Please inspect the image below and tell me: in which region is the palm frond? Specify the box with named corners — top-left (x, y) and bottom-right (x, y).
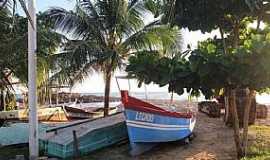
top-left (0, 0), bottom-right (34, 27)
top-left (49, 39), bottom-right (111, 85)
top-left (17, 0), bottom-right (34, 27)
top-left (77, 0), bottom-right (99, 18)
top-left (118, 1), bottom-right (145, 38)
top-left (46, 7), bottom-right (107, 46)
top-left (121, 22), bottom-right (180, 52)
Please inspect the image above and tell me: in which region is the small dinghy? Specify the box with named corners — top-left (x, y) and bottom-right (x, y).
top-left (120, 90), bottom-right (196, 155)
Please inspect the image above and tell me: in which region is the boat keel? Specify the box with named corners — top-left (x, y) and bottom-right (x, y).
top-left (130, 142), bottom-right (158, 156)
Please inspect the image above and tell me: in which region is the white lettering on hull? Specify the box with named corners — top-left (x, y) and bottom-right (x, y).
top-left (135, 111), bottom-right (154, 122)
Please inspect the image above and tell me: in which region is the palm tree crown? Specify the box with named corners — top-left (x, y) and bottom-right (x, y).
top-left (46, 0), bottom-right (180, 115)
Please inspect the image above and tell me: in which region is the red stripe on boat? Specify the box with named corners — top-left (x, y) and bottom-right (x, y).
top-left (121, 90), bottom-right (193, 118)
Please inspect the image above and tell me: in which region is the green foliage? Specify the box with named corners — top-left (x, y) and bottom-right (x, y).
top-left (0, 11), bottom-right (62, 85)
top-left (143, 0), bottom-right (163, 18)
top-left (127, 27), bottom-right (270, 99)
top-left (0, 10), bottom-right (63, 104)
top-left (5, 92), bottom-right (16, 111)
top-left (191, 29), bottom-right (270, 95)
top-left (126, 51), bottom-right (200, 97)
top-left (173, 0), bottom-right (255, 32)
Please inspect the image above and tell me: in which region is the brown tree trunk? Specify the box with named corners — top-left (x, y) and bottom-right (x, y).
top-left (0, 90), bottom-right (4, 111)
top-left (256, 18), bottom-right (261, 32)
top-left (242, 89), bottom-right (253, 156)
top-left (104, 67), bottom-right (112, 117)
top-left (225, 88), bottom-right (235, 126)
top-left (256, 10), bottom-right (263, 32)
top-left (219, 25), bottom-right (230, 123)
top-left (219, 27), bottom-right (227, 55)
top-left (224, 94), bottom-right (229, 122)
top-left (233, 19), bottom-right (240, 48)
top-left (231, 89), bottom-right (243, 159)
top-left (225, 19), bottom-right (240, 126)
top-left (224, 88), bottom-right (232, 124)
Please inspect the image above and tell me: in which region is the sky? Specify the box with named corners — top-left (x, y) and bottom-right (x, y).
top-left (32, 0), bottom-right (220, 93)
top-left (36, 0), bottom-right (75, 12)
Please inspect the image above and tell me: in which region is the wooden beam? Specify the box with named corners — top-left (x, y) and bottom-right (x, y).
top-left (28, 0), bottom-right (38, 159)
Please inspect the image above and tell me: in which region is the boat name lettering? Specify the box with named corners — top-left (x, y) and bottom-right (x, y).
top-left (135, 112), bottom-right (154, 122)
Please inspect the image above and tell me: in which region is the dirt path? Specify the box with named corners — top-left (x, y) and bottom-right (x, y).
top-left (82, 108), bottom-right (237, 160)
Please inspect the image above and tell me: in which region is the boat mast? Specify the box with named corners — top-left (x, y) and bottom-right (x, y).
top-left (28, 0), bottom-right (38, 159)
top-left (144, 84), bottom-right (148, 100)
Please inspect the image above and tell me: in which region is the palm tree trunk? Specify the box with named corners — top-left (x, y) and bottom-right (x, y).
top-left (104, 67), bottom-right (112, 117)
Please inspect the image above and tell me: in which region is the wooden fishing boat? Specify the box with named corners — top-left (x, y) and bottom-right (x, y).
top-left (40, 112), bottom-right (127, 159)
top-left (120, 90), bottom-right (196, 155)
top-left (0, 107), bottom-right (68, 122)
top-left (0, 104), bottom-right (120, 126)
top-left (63, 106), bottom-right (118, 119)
top-left (0, 123), bottom-right (52, 146)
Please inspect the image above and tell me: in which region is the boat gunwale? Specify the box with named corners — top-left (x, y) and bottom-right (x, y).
top-left (121, 90), bottom-right (194, 119)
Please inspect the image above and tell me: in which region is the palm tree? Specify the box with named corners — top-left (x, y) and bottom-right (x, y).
top-left (0, 9), bottom-right (63, 106)
top-left (46, 0), bottom-right (180, 116)
top-left (0, 0), bottom-right (31, 22)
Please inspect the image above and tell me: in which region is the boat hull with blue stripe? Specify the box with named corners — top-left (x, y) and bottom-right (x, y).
top-left (121, 91), bottom-right (196, 155)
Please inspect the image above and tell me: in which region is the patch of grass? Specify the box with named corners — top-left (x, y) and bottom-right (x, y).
top-left (242, 125), bottom-right (270, 160)
top-left (242, 155), bottom-right (270, 160)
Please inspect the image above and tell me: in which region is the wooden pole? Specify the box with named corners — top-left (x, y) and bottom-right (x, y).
top-left (28, 0), bottom-right (39, 159)
top-left (56, 89), bottom-right (59, 105)
top-left (49, 90), bottom-right (52, 106)
top-left (3, 90), bottom-right (6, 111)
top-left (73, 130), bottom-right (80, 158)
top-left (144, 84), bottom-right (148, 100)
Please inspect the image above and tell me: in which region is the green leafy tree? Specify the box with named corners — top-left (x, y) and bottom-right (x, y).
top-left (45, 0), bottom-right (180, 116)
top-left (126, 28), bottom-right (270, 158)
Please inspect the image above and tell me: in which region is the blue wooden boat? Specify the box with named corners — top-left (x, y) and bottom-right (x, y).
top-left (39, 112), bottom-right (127, 159)
top-left (120, 90), bottom-right (196, 155)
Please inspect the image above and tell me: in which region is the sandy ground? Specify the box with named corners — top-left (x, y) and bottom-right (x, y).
top-left (4, 100), bottom-right (269, 160)
top-left (82, 101), bottom-right (237, 160)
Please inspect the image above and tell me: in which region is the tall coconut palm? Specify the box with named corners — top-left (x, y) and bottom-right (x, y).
top-left (46, 0), bottom-right (180, 116)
